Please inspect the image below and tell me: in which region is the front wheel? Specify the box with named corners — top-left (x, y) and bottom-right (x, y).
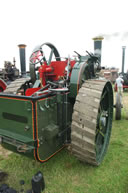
top-left (115, 93), bottom-right (122, 120)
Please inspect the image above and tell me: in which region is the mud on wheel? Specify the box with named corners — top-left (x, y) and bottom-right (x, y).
top-left (71, 80), bottom-right (113, 166)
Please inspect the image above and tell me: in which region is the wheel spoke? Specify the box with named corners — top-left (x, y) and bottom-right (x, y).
top-left (96, 129), bottom-right (105, 137)
top-left (30, 50), bottom-right (44, 64)
top-left (99, 90), bottom-right (108, 111)
top-left (99, 103), bottom-right (103, 112)
top-left (37, 50), bottom-right (43, 57)
top-left (95, 143), bottom-right (103, 154)
top-left (100, 90), bottom-right (107, 102)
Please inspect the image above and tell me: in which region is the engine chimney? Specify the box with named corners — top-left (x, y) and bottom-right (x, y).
top-left (18, 44), bottom-right (27, 77)
top-left (93, 36), bottom-right (104, 64)
top-left (122, 46), bottom-right (126, 75)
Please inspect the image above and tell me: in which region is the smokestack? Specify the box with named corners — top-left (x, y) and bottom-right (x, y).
top-left (18, 44), bottom-right (27, 77)
top-left (122, 46), bottom-right (126, 75)
top-left (93, 36), bottom-right (104, 64)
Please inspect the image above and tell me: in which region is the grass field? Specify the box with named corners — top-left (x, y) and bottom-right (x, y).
top-left (0, 93), bottom-right (128, 193)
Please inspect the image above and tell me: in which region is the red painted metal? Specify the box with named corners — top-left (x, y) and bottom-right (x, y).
top-left (25, 87), bottom-right (41, 96)
top-left (25, 60), bottom-right (76, 96)
top-left (0, 79), bottom-right (7, 92)
top-left (114, 83), bottom-right (128, 92)
top-left (30, 50), bottom-right (43, 64)
top-left (39, 60), bottom-right (76, 86)
top-left (114, 84), bottom-right (117, 92)
top-left (39, 63), bottom-right (53, 86)
top-left (123, 85), bottom-right (128, 88)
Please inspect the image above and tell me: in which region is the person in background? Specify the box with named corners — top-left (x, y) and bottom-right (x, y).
top-left (115, 75), bottom-right (124, 107)
top-left (116, 75), bottom-right (124, 95)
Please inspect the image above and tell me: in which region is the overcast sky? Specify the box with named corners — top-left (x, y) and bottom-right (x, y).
top-left (0, 0), bottom-right (128, 71)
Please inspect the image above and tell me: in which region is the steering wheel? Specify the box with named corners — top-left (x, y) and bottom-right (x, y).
top-left (29, 49), bottom-right (45, 65)
top-left (29, 42), bottom-right (61, 84)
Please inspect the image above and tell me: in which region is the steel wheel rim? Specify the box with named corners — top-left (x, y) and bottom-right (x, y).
top-left (95, 81), bottom-right (113, 164)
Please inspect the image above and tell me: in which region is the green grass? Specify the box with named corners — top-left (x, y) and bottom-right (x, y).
top-left (0, 98), bottom-right (128, 193)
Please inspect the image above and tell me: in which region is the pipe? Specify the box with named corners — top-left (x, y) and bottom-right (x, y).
top-left (18, 44), bottom-right (27, 77)
top-left (122, 46), bottom-right (126, 75)
top-left (92, 36), bottom-right (104, 64)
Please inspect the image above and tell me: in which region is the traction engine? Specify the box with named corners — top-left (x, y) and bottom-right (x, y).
top-left (0, 60), bottom-right (19, 92)
top-left (0, 41), bottom-right (113, 166)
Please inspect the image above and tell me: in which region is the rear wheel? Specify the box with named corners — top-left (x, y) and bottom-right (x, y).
top-left (4, 77), bottom-right (31, 94)
top-left (115, 93), bottom-right (122, 120)
top-left (71, 80), bottom-right (113, 166)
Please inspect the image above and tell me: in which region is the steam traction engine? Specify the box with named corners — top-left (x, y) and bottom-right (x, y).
top-left (0, 59), bottom-right (19, 92)
top-left (0, 40), bottom-right (113, 166)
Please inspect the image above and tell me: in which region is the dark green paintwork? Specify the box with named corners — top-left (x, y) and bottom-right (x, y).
top-left (36, 94), bottom-right (73, 161)
top-left (0, 97), bottom-right (34, 156)
top-left (0, 93), bottom-right (73, 161)
top-left (69, 61), bottom-right (88, 98)
top-left (95, 81), bottom-right (113, 164)
top-left (0, 98), bottom-right (33, 139)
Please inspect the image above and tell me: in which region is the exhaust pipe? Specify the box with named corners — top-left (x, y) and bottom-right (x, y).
top-left (93, 36), bottom-right (104, 65)
top-left (122, 46), bottom-right (126, 75)
top-left (18, 44), bottom-right (27, 77)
